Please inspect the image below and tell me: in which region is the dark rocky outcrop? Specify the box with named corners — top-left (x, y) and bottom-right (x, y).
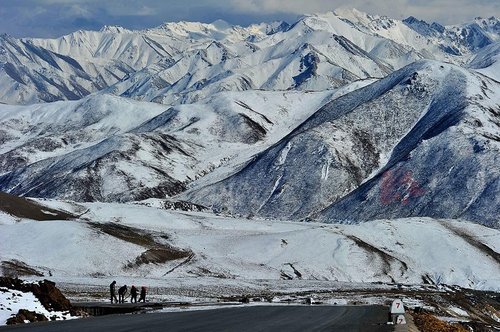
top-left (0, 277), bottom-right (72, 312)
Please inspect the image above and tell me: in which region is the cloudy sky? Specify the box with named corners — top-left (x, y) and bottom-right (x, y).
top-left (1, 0), bottom-right (498, 38)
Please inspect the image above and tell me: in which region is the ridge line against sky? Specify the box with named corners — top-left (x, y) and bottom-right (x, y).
top-left (0, 0), bottom-right (499, 38)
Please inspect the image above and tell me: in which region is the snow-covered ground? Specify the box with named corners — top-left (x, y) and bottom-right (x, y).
top-left (1, 200), bottom-right (498, 297)
top-left (0, 287), bottom-right (74, 326)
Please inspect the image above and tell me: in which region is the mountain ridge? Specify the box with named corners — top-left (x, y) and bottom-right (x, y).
top-left (1, 9), bottom-right (499, 105)
top-left (182, 60), bottom-right (500, 228)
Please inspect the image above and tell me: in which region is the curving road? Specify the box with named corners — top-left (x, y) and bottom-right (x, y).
top-left (0, 305), bottom-right (393, 332)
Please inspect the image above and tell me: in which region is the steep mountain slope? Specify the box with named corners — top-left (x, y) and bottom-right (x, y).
top-left (0, 35), bottom-right (104, 104)
top-left (316, 67), bottom-right (500, 227)
top-left (469, 41), bottom-right (500, 81)
top-left (182, 60), bottom-right (500, 227)
top-left (445, 16), bottom-right (500, 51)
top-left (0, 88), bottom-right (353, 201)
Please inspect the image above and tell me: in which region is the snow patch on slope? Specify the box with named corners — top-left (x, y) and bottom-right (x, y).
top-left (0, 287), bottom-right (75, 326)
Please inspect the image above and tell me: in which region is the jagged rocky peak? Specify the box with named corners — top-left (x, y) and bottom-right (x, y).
top-left (403, 16), bottom-right (437, 36)
top-left (403, 16), bottom-right (445, 35)
top-left (473, 16), bottom-right (500, 32)
top-left (403, 16), bottom-right (420, 24)
top-left (456, 23), bottom-right (494, 50)
top-left (430, 22), bottom-right (445, 33)
top-left (265, 21), bottom-right (291, 35)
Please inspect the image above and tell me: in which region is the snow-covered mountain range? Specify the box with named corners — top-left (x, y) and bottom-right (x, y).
top-left (0, 9), bottom-right (499, 229)
top-left (1, 10), bottom-right (498, 105)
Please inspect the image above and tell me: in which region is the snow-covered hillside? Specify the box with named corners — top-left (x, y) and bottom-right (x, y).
top-left (1, 200), bottom-right (498, 291)
top-left (0, 287), bottom-right (73, 325)
top-left (469, 41), bottom-right (500, 81)
top-left (0, 87), bottom-right (360, 201)
top-left (183, 60), bottom-right (500, 227)
top-left (0, 198), bottom-right (500, 290)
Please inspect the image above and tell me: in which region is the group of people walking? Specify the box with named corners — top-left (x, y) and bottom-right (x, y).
top-left (110, 280), bottom-right (147, 304)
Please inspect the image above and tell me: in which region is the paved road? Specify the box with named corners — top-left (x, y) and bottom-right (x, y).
top-left (0, 305), bottom-right (393, 332)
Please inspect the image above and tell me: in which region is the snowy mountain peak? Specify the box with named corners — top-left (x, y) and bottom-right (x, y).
top-left (472, 16), bottom-right (500, 36)
top-left (158, 20), bottom-right (233, 39)
top-left (333, 7), bottom-right (397, 27)
top-left (265, 21), bottom-right (291, 35)
top-left (333, 7), bottom-right (370, 20)
top-left (474, 16), bottom-right (499, 24)
top-left (99, 25), bottom-right (130, 34)
top-left (403, 16), bottom-right (437, 36)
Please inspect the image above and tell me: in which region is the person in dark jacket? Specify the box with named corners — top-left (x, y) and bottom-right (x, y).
top-left (118, 285), bottom-right (128, 303)
top-left (130, 285), bottom-right (138, 303)
top-left (110, 281), bottom-right (118, 304)
top-left (138, 286), bottom-right (147, 303)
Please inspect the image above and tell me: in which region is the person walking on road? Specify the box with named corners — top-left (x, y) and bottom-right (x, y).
top-left (118, 285), bottom-right (128, 304)
top-left (110, 281), bottom-right (118, 304)
top-left (138, 286), bottom-right (147, 303)
top-left (130, 285), bottom-right (138, 303)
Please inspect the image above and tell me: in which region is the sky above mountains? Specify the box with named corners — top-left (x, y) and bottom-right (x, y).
top-left (0, 0), bottom-right (499, 38)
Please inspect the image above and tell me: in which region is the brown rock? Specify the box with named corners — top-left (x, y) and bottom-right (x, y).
top-left (6, 309), bottom-right (48, 325)
top-left (0, 277), bottom-right (72, 312)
